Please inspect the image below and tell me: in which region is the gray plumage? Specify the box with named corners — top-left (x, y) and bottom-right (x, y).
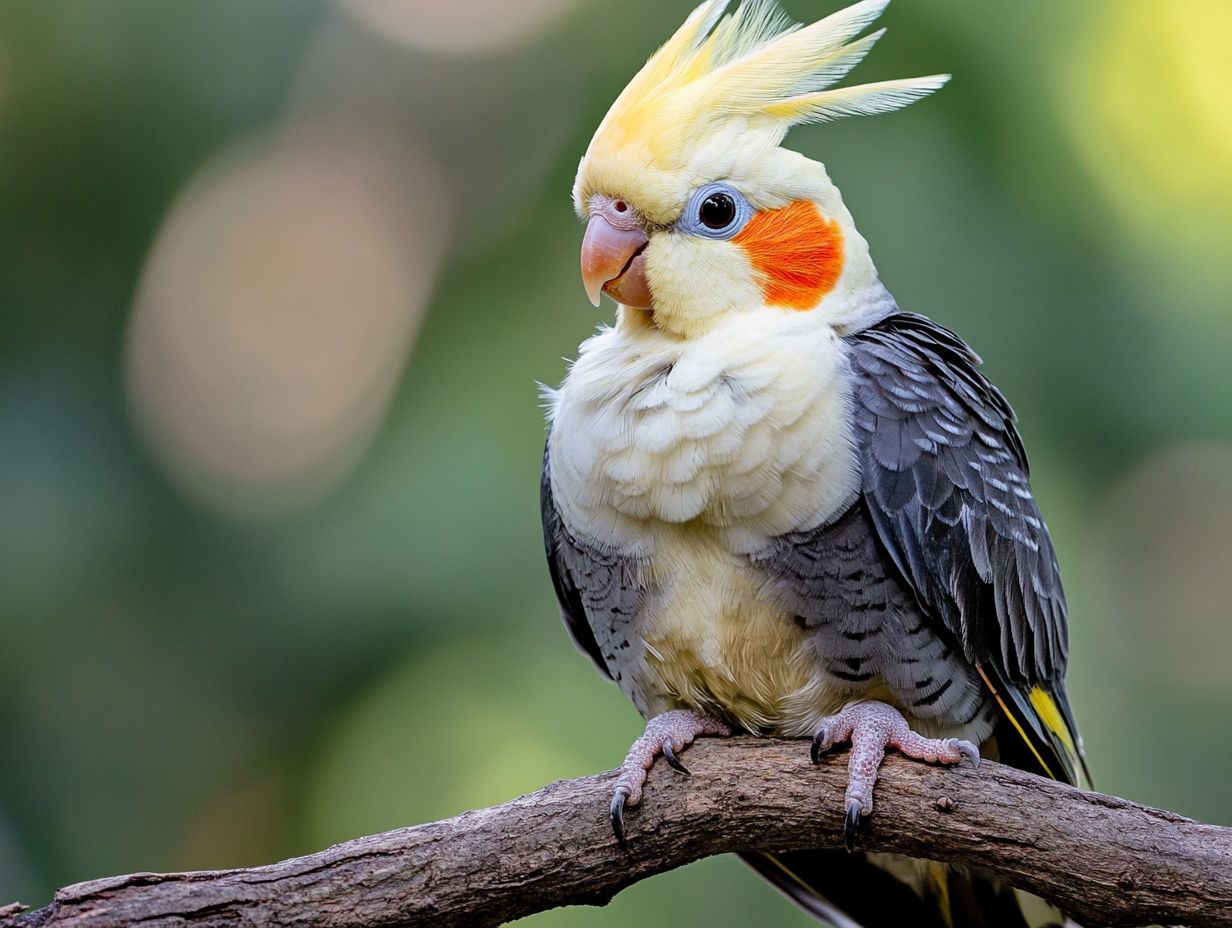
top-left (541, 453), bottom-right (650, 713)
top-left (753, 501), bottom-right (992, 733)
top-left (847, 312), bottom-right (1068, 687)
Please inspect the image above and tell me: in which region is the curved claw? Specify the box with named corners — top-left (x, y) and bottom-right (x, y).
top-left (610, 786), bottom-right (630, 847)
top-left (954, 739), bottom-right (980, 768)
top-left (810, 728), bottom-right (829, 765)
top-left (607, 710), bottom-right (731, 850)
top-left (662, 741), bottom-right (691, 775)
top-left (843, 798), bottom-right (863, 852)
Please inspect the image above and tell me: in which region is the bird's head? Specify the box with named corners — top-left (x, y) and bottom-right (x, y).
top-left (575, 0), bottom-right (947, 337)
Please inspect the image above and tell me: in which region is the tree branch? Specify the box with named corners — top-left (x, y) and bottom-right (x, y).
top-left (4, 738), bottom-right (1229, 928)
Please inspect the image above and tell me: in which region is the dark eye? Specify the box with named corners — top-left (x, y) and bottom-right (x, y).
top-left (699, 192), bottom-right (736, 230)
top-left (678, 183), bottom-right (750, 239)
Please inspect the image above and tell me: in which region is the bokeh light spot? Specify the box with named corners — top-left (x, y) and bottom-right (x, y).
top-left (1065, 1), bottom-right (1232, 254)
top-left (340, 0), bottom-right (586, 54)
top-left (1088, 443), bottom-right (1232, 697)
top-left (126, 126), bottom-right (450, 519)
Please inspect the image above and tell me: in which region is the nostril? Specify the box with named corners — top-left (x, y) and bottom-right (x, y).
top-left (613, 200), bottom-right (628, 213)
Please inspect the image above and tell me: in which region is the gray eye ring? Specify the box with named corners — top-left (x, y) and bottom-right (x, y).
top-left (677, 183), bottom-right (753, 240)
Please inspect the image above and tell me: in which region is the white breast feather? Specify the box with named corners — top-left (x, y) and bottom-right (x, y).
top-left (548, 310), bottom-right (859, 557)
top-left (546, 311), bottom-right (865, 730)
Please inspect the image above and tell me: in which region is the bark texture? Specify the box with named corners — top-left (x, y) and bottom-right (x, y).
top-left (3, 738), bottom-right (1229, 928)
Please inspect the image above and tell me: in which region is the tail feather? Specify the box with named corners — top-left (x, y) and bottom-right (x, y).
top-left (944, 866), bottom-right (1032, 928)
top-left (743, 852), bottom-right (867, 927)
top-left (743, 846), bottom-right (1036, 928)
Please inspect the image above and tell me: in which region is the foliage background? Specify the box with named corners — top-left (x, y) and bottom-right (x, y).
top-left (1, 1), bottom-right (1229, 923)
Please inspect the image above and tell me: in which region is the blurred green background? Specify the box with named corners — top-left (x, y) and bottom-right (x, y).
top-left (1, 0), bottom-right (1229, 923)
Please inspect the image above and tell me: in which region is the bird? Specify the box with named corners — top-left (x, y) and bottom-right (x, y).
top-left (539, 1), bottom-right (1088, 924)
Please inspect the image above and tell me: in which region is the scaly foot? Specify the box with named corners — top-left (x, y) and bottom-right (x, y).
top-left (811, 700), bottom-right (979, 851)
top-left (610, 709), bottom-right (731, 845)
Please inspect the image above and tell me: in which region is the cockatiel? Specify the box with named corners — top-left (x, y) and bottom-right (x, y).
top-left (540, 1), bottom-right (1088, 925)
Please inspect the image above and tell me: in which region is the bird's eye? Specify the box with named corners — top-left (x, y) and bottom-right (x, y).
top-left (699, 192), bottom-right (736, 230)
top-left (678, 183), bottom-right (751, 240)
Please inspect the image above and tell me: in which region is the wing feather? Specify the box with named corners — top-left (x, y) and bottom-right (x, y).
top-left (541, 445), bottom-right (612, 678)
top-left (847, 312), bottom-right (1085, 783)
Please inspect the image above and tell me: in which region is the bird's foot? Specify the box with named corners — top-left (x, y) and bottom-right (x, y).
top-left (610, 709), bottom-right (731, 845)
top-left (811, 700), bottom-right (979, 851)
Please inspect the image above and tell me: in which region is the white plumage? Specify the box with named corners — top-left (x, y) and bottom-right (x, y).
top-left (547, 303), bottom-right (867, 730)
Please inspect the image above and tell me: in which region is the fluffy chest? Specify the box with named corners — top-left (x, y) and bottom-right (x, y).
top-left (546, 313), bottom-right (859, 558)
top-left (546, 314), bottom-right (861, 730)
top-left (636, 527), bottom-right (830, 731)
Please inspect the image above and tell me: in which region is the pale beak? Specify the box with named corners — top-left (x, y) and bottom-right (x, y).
top-left (580, 213), bottom-right (651, 309)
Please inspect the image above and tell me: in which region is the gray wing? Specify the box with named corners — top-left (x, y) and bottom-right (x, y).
top-left (541, 443), bottom-right (643, 691)
top-left (845, 311), bottom-right (1068, 685)
top-left (846, 312), bottom-right (1086, 784)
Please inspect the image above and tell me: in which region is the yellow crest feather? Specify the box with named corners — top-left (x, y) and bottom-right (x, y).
top-left (592, 0), bottom-right (946, 150)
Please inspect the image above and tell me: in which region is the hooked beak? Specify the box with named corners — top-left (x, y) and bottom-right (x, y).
top-left (580, 211), bottom-right (651, 309)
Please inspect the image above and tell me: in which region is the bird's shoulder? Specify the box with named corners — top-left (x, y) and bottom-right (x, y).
top-left (841, 310), bottom-right (1067, 682)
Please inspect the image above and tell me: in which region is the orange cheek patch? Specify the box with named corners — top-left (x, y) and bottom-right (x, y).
top-left (733, 200), bottom-right (844, 310)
